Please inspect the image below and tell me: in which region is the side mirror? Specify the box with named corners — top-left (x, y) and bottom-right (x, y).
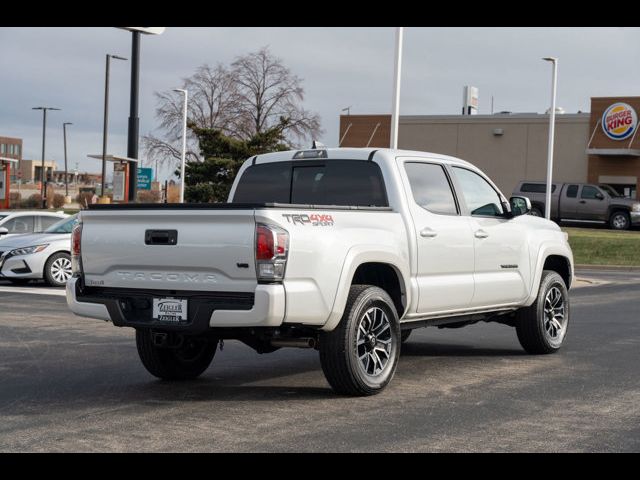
top-left (595, 192), bottom-right (605, 200)
top-left (509, 196), bottom-right (532, 217)
top-left (0, 227), bottom-right (8, 236)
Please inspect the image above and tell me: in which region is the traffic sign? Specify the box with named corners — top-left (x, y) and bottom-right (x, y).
top-left (137, 167), bottom-right (153, 190)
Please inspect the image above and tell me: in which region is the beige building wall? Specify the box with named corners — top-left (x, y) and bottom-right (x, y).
top-left (18, 159), bottom-right (58, 183)
top-left (341, 114), bottom-right (590, 195)
top-left (398, 114), bottom-right (590, 194)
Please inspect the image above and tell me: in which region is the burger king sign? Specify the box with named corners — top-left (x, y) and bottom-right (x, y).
top-left (601, 102), bottom-right (637, 140)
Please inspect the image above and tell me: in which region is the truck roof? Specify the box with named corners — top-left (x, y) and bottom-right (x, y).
top-left (252, 147), bottom-right (476, 169)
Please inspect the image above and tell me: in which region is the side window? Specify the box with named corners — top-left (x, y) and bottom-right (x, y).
top-left (521, 183), bottom-right (556, 193)
top-left (39, 216), bottom-right (62, 231)
top-left (581, 186), bottom-right (601, 200)
top-left (404, 162), bottom-right (458, 215)
top-left (452, 167), bottom-right (504, 217)
top-left (566, 185), bottom-right (578, 198)
top-left (3, 216), bottom-right (34, 234)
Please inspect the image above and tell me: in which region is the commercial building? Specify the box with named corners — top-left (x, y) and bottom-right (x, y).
top-left (17, 159), bottom-right (58, 184)
top-left (339, 96), bottom-right (640, 199)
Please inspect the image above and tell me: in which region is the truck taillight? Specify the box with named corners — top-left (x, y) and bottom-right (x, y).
top-left (255, 223), bottom-right (289, 282)
top-left (71, 222), bottom-right (83, 276)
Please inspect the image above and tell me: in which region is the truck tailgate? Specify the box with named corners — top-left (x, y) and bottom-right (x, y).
top-left (80, 209), bottom-right (257, 292)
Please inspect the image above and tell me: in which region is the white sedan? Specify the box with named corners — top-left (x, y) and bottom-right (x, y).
top-left (0, 211), bottom-right (68, 238)
top-left (0, 214), bottom-right (78, 287)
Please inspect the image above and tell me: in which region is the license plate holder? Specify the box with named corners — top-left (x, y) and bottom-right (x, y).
top-left (152, 297), bottom-right (188, 323)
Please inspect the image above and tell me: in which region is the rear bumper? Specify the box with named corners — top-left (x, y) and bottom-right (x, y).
top-left (65, 277), bottom-right (285, 332)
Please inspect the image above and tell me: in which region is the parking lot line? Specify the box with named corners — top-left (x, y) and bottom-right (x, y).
top-left (0, 286), bottom-right (66, 297)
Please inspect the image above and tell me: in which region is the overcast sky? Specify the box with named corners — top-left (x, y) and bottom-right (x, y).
top-left (1, 27), bottom-right (639, 180)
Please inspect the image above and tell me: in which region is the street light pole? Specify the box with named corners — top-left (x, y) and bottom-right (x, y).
top-left (127, 31), bottom-right (141, 202)
top-left (173, 89), bottom-right (188, 203)
top-left (101, 54), bottom-right (127, 198)
top-left (543, 57), bottom-right (558, 220)
top-left (390, 27), bottom-right (404, 149)
top-left (32, 106), bottom-right (60, 209)
top-left (63, 122), bottom-right (72, 197)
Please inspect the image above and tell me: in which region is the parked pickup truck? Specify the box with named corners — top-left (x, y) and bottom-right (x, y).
top-left (513, 181), bottom-right (640, 230)
top-left (67, 148), bottom-right (574, 396)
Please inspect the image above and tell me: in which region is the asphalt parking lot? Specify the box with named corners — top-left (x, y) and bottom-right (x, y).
top-left (0, 270), bottom-right (639, 452)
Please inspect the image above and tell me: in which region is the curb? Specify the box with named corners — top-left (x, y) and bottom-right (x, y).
top-left (575, 264), bottom-right (640, 272)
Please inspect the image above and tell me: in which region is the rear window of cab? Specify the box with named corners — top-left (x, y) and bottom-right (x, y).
top-left (232, 160), bottom-right (388, 207)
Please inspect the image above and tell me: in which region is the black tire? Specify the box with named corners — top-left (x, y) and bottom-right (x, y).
top-left (609, 211), bottom-right (630, 230)
top-left (8, 278), bottom-right (31, 285)
top-left (530, 206), bottom-right (543, 217)
top-left (401, 329), bottom-right (412, 343)
top-left (515, 270), bottom-right (570, 354)
top-left (44, 252), bottom-right (72, 287)
top-left (135, 329), bottom-right (218, 380)
top-left (319, 285), bottom-right (401, 396)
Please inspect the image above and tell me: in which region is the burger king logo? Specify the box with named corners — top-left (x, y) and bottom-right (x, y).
top-left (601, 102), bottom-right (637, 140)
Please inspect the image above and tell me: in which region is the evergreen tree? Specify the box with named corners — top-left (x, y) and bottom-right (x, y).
top-left (183, 117), bottom-right (290, 203)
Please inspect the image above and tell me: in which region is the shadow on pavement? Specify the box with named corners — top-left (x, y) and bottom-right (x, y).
top-left (400, 341), bottom-right (525, 358)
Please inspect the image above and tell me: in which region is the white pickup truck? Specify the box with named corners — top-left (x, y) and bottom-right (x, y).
top-left (67, 147), bottom-right (574, 396)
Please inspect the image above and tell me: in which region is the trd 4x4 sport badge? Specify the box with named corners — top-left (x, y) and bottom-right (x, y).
top-left (282, 213), bottom-right (334, 226)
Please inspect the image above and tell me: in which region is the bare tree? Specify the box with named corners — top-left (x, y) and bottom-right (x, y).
top-left (143, 48), bottom-right (323, 170)
top-left (230, 47), bottom-right (322, 144)
top-left (142, 64), bottom-right (239, 167)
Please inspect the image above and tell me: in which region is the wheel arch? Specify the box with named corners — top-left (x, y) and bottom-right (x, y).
top-left (322, 248), bottom-right (411, 332)
top-left (525, 243), bottom-right (574, 306)
top-left (542, 255), bottom-right (572, 289)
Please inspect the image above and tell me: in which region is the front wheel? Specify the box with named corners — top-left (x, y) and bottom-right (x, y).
top-left (319, 285), bottom-right (401, 396)
top-left (610, 211), bottom-right (630, 230)
top-left (515, 271), bottom-right (570, 354)
top-left (529, 206), bottom-right (543, 217)
top-left (136, 329), bottom-right (218, 380)
top-left (44, 252), bottom-right (73, 287)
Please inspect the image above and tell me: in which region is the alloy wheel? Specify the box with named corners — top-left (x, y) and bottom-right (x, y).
top-left (543, 286), bottom-right (567, 345)
top-left (356, 306), bottom-right (393, 377)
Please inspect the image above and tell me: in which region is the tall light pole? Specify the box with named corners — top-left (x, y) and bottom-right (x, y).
top-left (62, 122), bottom-right (72, 197)
top-left (390, 27), bottom-right (404, 149)
top-left (116, 28), bottom-right (166, 201)
top-left (101, 54), bottom-right (127, 198)
top-left (32, 106), bottom-right (60, 208)
top-left (173, 88), bottom-right (188, 203)
top-left (543, 57), bottom-right (558, 220)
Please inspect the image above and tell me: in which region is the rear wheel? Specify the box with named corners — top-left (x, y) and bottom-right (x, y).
top-left (319, 285), bottom-right (401, 396)
top-left (136, 329), bottom-right (218, 380)
top-left (529, 206), bottom-right (543, 217)
top-left (44, 252), bottom-right (72, 287)
top-left (515, 271), bottom-right (569, 354)
top-left (609, 211), bottom-right (630, 230)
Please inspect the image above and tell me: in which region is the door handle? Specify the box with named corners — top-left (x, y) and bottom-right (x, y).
top-left (579, 200), bottom-right (586, 204)
top-left (474, 229), bottom-right (489, 239)
top-left (420, 228), bottom-right (438, 238)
